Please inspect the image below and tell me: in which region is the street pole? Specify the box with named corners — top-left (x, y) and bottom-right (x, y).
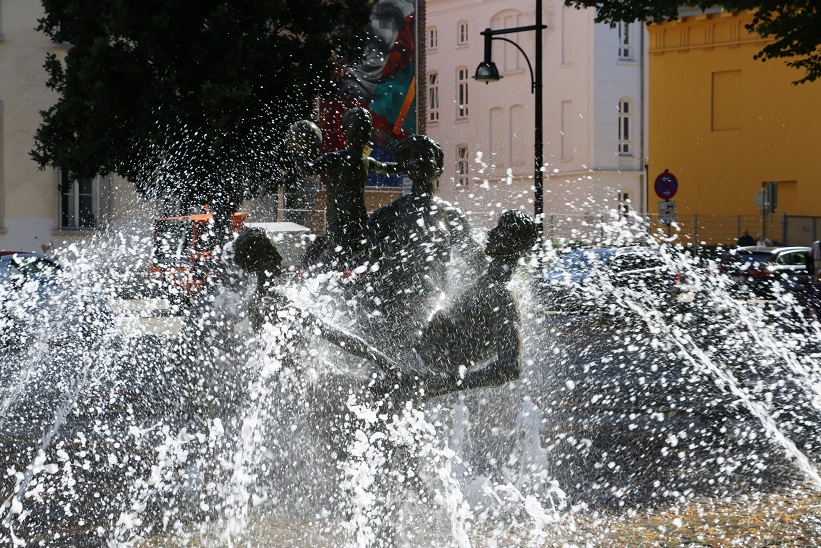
top-left (534, 0), bottom-right (544, 232)
top-left (474, 1), bottom-right (546, 232)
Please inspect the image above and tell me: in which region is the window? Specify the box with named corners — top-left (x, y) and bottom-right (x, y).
top-left (712, 70), bottom-right (741, 131)
top-left (59, 172), bottom-right (99, 229)
top-left (778, 251), bottom-right (808, 266)
top-left (54, 20), bottom-right (74, 46)
top-left (491, 11), bottom-right (524, 72)
top-left (561, 6), bottom-right (573, 65)
top-left (618, 191), bottom-right (631, 216)
top-left (561, 100), bottom-right (573, 160)
top-left (510, 105), bottom-right (525, 165)
top-left (489, 107), bottom-right (504, 165)
top-left (428, 26), bottom-right (438, 50)
top-left (618, 99), bottom-right (632, 155)
top-left (457, 67), bottom-right (469, 118)
top-left (617, 22), bottom-right (631, 60)
top-left (457, 20), bottom-right (469, 46)
top-left (456, 145), bottom-right (469, 186)
top-left (428, 72), bottom-right (439, 122)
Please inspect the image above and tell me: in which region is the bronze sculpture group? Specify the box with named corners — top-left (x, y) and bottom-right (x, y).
top-left (234, 108), bottom-right (539, 404)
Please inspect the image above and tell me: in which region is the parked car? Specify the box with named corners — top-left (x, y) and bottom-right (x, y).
top-left (0, 252), bottom-right (61, 286)
top-left (0, 252), bottom-right (110, 348)
top-left (718, 246), bottom-right (812, 300)
top-left (532, 247), bottom-right (683, 315)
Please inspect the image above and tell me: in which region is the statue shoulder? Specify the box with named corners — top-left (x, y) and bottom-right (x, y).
top-left (310, 150), bottom-right (343, 171)
top-left (369, 200), bottom-right (398, 225)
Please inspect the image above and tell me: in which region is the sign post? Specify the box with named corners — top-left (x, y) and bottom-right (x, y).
top-left (659, 200), bottom-right (676, 225)
top-left (654, 170), bottom-right (679, 236)
top-left (654, 170), bottom-right (678, 200)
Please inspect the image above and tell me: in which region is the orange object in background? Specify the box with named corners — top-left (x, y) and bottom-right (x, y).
top-left (149, 211), bottom-right (249, 301)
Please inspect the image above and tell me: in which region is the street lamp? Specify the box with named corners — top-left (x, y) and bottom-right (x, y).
top-left (473, 1), bottom-right (546, 231)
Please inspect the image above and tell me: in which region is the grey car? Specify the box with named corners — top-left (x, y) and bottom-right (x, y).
top-left (719, 246), bottom-right (812, 299)
top-left (532, 247), bottom-right (682, 315)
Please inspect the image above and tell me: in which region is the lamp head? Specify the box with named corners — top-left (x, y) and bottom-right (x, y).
top-left (473, 61), bottom-right (501, 84)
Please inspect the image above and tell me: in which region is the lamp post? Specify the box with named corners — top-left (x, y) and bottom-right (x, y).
top-left (474, 1), bottom-right (546, 231)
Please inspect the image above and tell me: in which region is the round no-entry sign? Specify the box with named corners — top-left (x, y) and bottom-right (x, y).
top-left (654, 170), bottom-right (678, 200)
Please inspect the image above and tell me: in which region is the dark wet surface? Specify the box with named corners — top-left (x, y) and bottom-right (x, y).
top-left (0, 291), bottom-right (819, 545)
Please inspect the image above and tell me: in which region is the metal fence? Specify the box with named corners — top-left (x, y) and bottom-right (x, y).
top-left (279, 206), bottom-right (821, 248)
top-left (474, 211), bottom-right (821, 247)
top-left (647, 213), bottom-right (821, 247)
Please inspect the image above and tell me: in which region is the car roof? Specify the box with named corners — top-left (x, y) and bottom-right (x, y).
top-left (564, 246), bottom-right (660, 255)
top-left (0, 252), bottom-right (52, 259)
top-left (737, 246), bottom-right (810, 252)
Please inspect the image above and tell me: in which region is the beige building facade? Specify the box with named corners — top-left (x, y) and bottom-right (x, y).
top-left (0, 0), bottom-right (156, 254)
top-left (425, 0), bottom-right (649, 234)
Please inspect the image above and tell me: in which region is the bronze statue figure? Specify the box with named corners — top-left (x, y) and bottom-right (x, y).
top-left (307, 107), bottom-right (400, 265)
top-left (397, 210), bottom-right (539, 400)
top-left (279, 120), bottom-right (322, 225)
top-left (243, 126), bottom-right (534, 402)
top-left (364, 134), bottom-right (483, 345)
top-left (233, 227), bottom-right (401, 378)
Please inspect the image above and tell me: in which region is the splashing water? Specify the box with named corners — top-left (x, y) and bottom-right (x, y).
top-left (0, 210), bottom-right (820, 547)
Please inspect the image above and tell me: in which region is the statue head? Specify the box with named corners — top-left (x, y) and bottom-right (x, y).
top-left (395, 135), bottom-right (444, 192)
top-left (485, 210), bottom-right (539, 259)
top-left (341, 107), bottom-right (372, 149)
top-left (287, 120), bottom-right (322, 161)
top-left (234, 228), bottom-right (283, 278)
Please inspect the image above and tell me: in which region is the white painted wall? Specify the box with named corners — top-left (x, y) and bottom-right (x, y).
top-left (426, 0), bottom-right (648, 236)
top-left (0, 0), bottom-right (160, 259)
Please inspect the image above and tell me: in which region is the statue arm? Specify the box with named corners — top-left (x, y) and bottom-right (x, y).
top-left (367, 157), bottom-right (401, 176)
top-left (304, 313), bottom-right (403, 381)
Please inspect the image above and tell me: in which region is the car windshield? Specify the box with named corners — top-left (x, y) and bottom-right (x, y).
top-left (0, 256), bottom-right (58, 284)
top-left (0, 260), bottom-right (18, 284)
top-left (550, 250), bottom-right (615, 273)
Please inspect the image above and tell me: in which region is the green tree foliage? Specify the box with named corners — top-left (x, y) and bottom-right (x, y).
top-left (32, 0), bottom-right (372, 221)
top-left (565, 1), bottom-right (821, 84)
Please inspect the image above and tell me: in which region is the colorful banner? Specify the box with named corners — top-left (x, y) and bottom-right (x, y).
top-left (321, 0), bottom-right (417, 187)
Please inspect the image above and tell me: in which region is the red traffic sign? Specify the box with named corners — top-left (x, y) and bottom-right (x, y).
top-left (654, 170), bottom-right (678, 200)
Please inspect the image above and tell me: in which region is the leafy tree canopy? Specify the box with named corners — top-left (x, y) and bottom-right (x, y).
top-left (565, 1), bottom-right (821, 84)
top-left (32, 0), bottom-right (372, 219)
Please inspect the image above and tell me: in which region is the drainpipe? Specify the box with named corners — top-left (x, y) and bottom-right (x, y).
top-left (781, 212), bottom-right (786, 245)
top-left (640, 22), bottom-right (646, 216)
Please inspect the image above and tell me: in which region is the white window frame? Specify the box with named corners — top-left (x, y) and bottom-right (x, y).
top-left (428, 26), bottom-right (438, 50)
top-left (617, 22), bottom-right (632, 60)
top-left (428, 72), bottom-right (439, 123)
top-left (59, 172), bottom-right (100, 229)
top-left (456, 145), bottom-right (469, 186)
top-left (457, 66), bottom-right (469, 118)
top-left (457, 20), bottom-right (469, 46)
top-left (618, 99), bottom-right (632, 156)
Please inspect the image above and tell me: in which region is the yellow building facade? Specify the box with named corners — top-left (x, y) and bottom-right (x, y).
top-left (647, 10), bottom-right (821, 245)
